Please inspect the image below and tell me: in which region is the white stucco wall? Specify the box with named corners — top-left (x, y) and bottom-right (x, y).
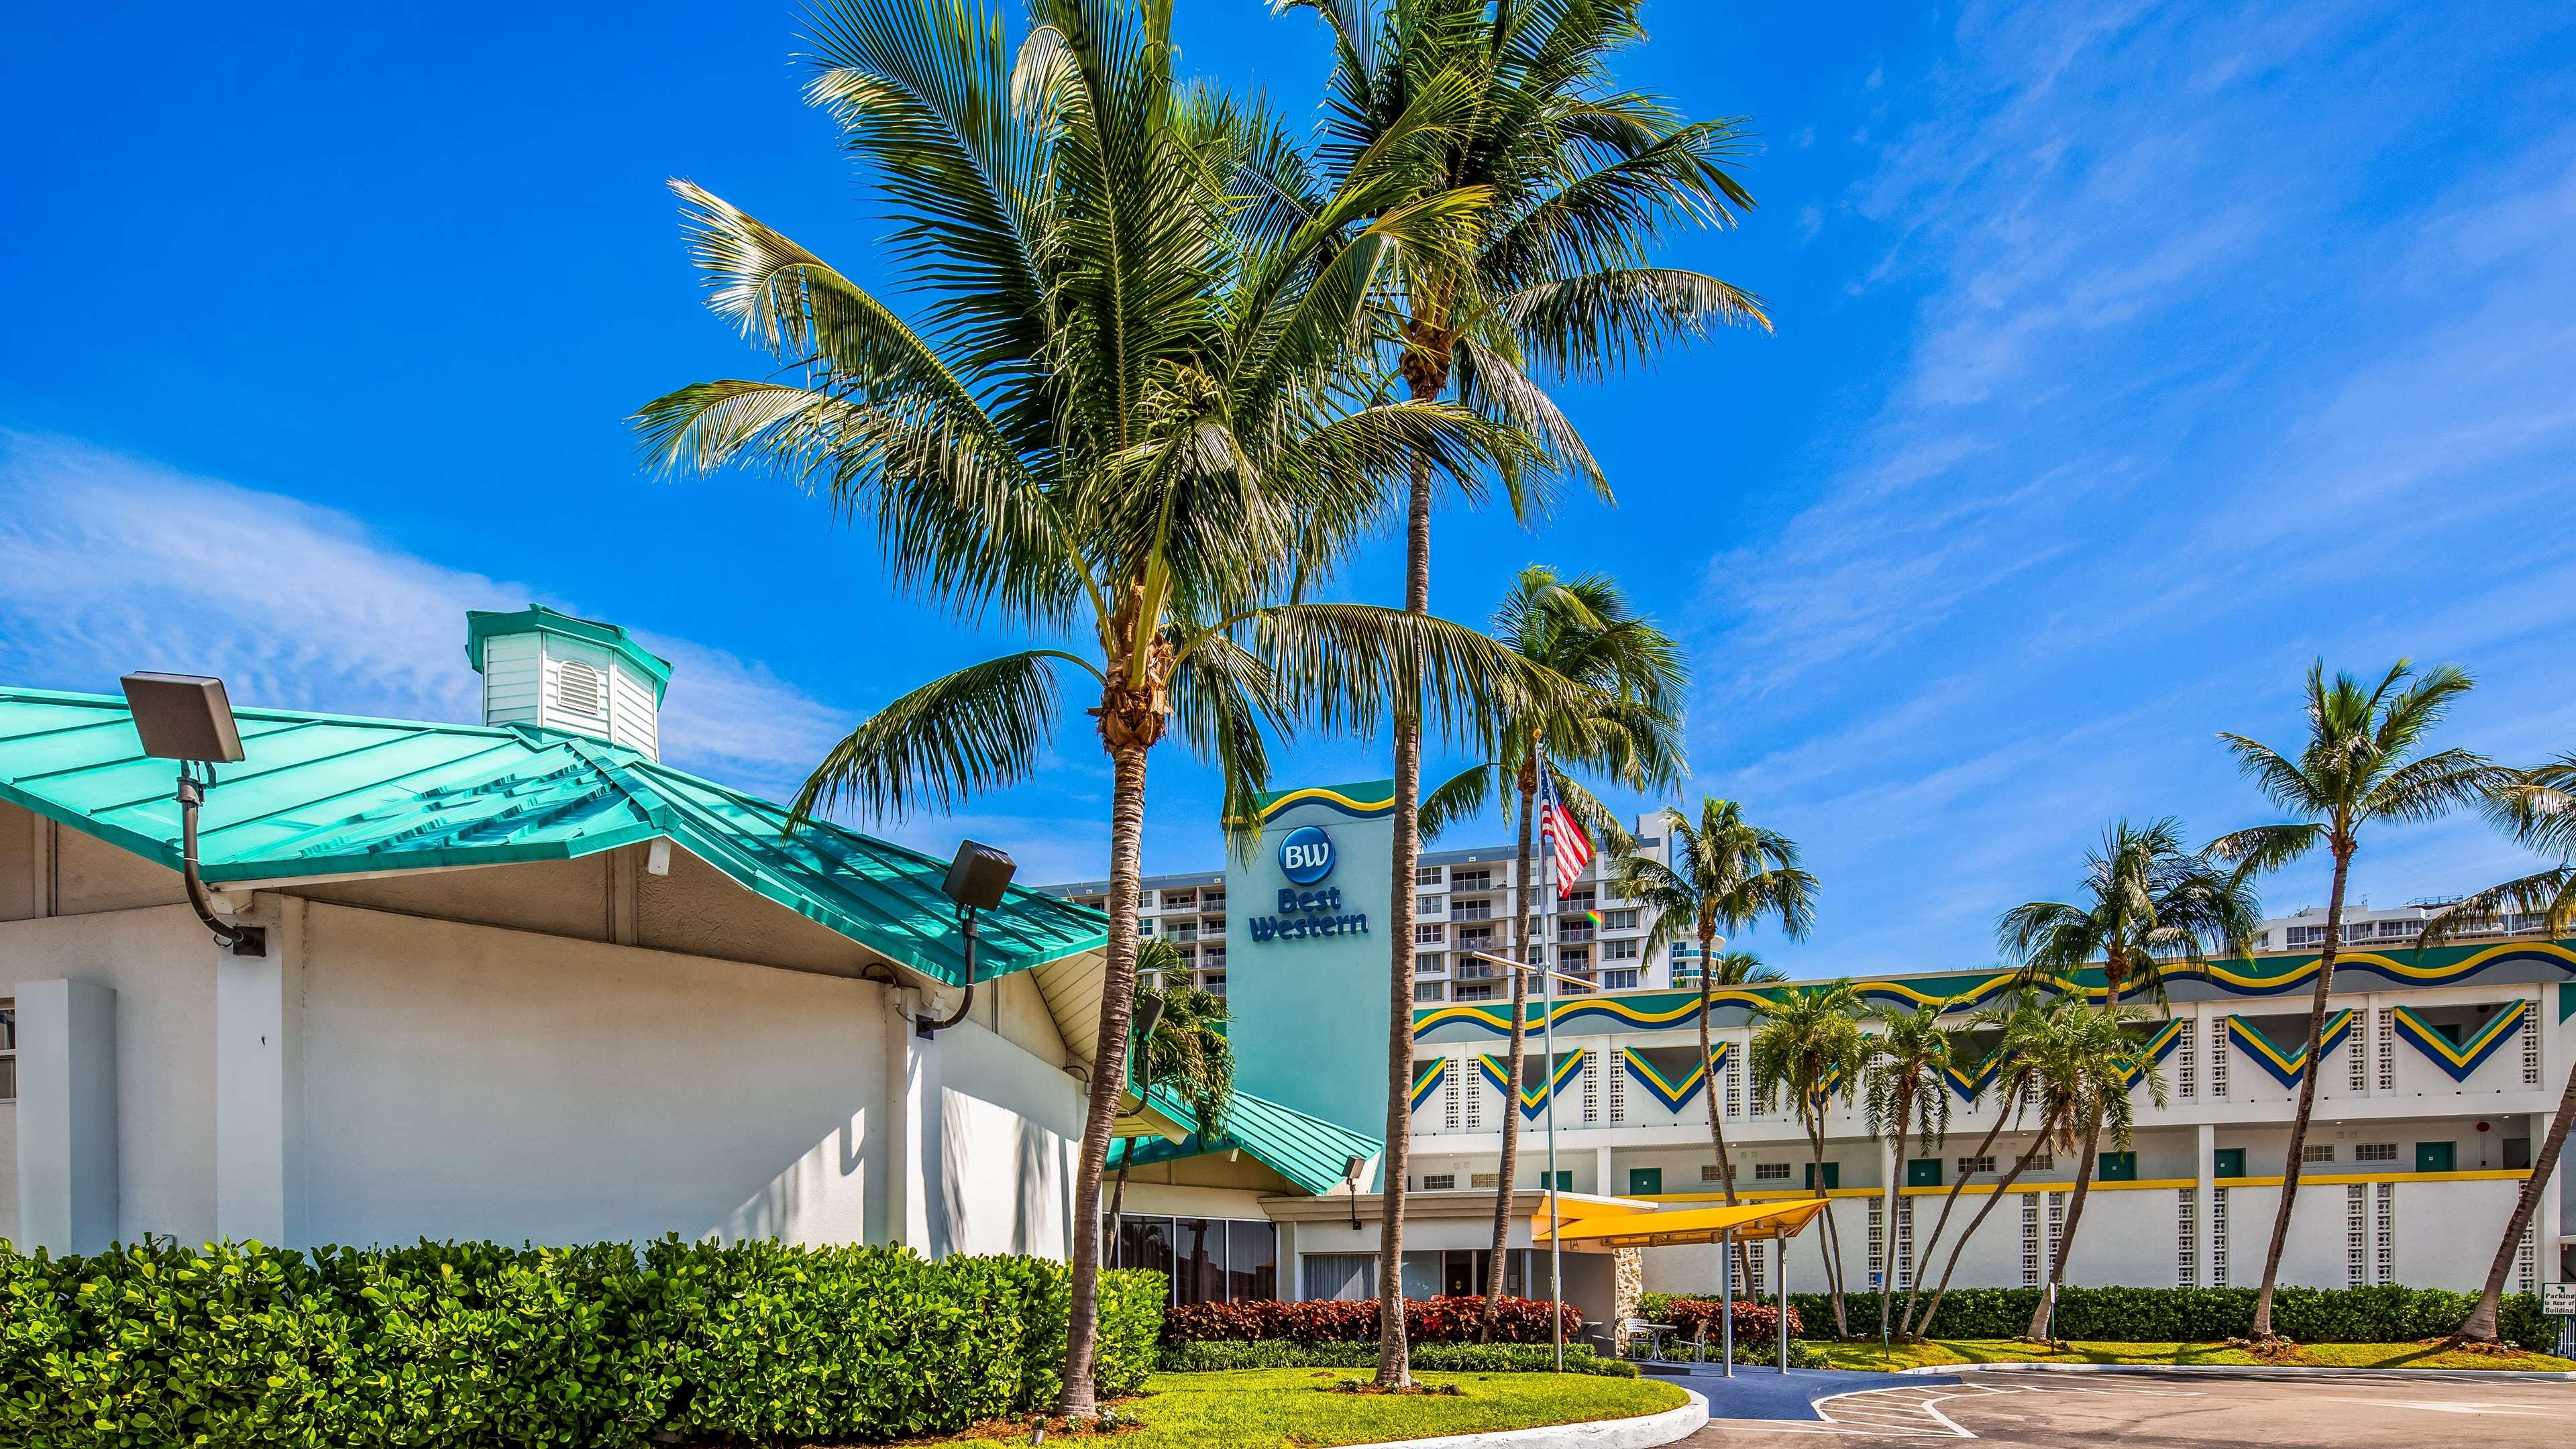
top-left (0, 904), bottom-right (218, 1246)
top-left (934, 1010), bottom-right (1083, 1258)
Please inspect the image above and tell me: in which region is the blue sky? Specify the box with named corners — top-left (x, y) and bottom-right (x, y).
top-left (5, 2), bottom-right (2573, 976)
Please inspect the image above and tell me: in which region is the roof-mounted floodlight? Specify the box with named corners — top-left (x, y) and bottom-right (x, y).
top-left (918, 838), bottom-right (1018, 1038)
top-left (119, 672), bottom-right (264, 958)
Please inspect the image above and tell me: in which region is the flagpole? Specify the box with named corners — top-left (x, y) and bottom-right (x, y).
top-left (1542, 819), bottom-right (1563, 1374)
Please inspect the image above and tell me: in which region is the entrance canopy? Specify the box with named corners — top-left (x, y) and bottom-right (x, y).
top-left (1532, 1197), bottom-right (1828, 1250)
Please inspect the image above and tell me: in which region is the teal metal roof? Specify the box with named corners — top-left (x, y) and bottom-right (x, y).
top-left (466, 605), bottom-right (674, 700)
top-left (1109, 1083), bottom-right (1381, 1197)
top-left (0, 688), bottom-right (1105, 986)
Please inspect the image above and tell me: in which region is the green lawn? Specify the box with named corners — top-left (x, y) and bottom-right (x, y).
top-left (1806, 1340), bottom-right (2576, 1373)
top-left (941, 1368), bottom-right (1687, 1448)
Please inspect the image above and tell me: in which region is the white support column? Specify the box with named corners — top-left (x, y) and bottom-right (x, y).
top-left (881, 986), bottom-right (951, 1256)
top-left (1596, 1144), bottom-right (1615, 1197)
top-left (214, 897), bottom-right (305, 1245)
top-left (2195, 1121), bottom-right (2217, 1287)
top-left (13, 977), bottom-right (117, 1253)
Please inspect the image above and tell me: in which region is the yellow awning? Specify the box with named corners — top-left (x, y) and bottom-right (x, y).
top-left (1532, 1197), bottom-right (1830, 1249)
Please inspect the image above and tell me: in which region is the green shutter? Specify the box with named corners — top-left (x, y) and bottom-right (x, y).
top-left (1628, 1167), bottom-right (1663, 1197)
top-left (2414, 1141), bottom-right (2455, 1173)
top-left (2212, 1148), bottom-right (2245, 1179)
top-left (1906, 1158), bottom-right (1943, 1187)
top-left (2097, 1151), bottom-right (2137, 1182)
top-left (1804, 1161), bottom-right (1840, 1191)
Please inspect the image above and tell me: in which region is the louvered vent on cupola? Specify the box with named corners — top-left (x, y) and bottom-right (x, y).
top-left (465, 606), bottom-right (674, 761)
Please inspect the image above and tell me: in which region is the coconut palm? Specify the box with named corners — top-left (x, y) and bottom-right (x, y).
top-left (635, 1), bottom-right (1570, 1413)
top-left (1417, 566), bottom-right (1684, 1342)
top-left (1900, 987), bottom-right (2059, 1340)
top-left (2206, 660), bottom-right (2499, 1342)
top-left (1108, 945), bottom-right (1235, 1248)
top-left (1280, 0), bottom-right (1764, 1387)
top-left (1862, 1005), bottom-right (1952, 1340)
top-left (1998, 818), bottom-right (2264, 1008)
top-left (1611, 798), bottom-right (1817, 1291)
top-left (2420, 757), bottom-right (2576, 1344)
top-left (2016, 1002), bottom-right (2165, 1342)
top-left (1749, 980), bottom-right (1869, 1338)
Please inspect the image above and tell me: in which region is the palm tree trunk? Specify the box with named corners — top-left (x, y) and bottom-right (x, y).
top-left (2457, 1049), bottom-right (2576, 1342)
top-left (1373, 433), bottom-right (1437, 1391)
top-left (1808, 1113), bottom-right (1849, 1338)
top-left (1058, 739), bottom-right (1152, 1415)
top-left (1915, 1138), bottom-right (2041, 1339)
top-left (1901, 1103), bottom-right (2012, 1338)
top-left (1108, 1156), bottom-right (1133, 1260)
top-left (1479, 760), bottom-right (1540, 1342)
top-left (2253, 843), bottom-right (2351, 1340)
top-left (1697, 936), bottom-right (1753, 1294)
top-left (1880, 1096), bottom-right (1910, 1340)
top-left (2028, 1116), bottom-right (2102, 1341)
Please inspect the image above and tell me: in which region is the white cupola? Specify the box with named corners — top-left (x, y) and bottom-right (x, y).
top-left (465, 606), bottom-right (672, 761)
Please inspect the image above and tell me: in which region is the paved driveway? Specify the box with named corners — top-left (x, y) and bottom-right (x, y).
top-left (1683, 1370), bottom-right (2576, 1446)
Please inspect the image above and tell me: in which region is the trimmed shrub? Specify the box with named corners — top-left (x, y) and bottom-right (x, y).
top-left (0, 1238), bottom-right (1166, 1448)
top-left (1638, 1294), bottom-right (1804, 1346)
top-left (1159, 1293), bottom-right (1580, 1345)
top-left (1773, 1285), bottom-right (2551, 1351)
top-left (1155, 1339), bottom-right (1636, 1376)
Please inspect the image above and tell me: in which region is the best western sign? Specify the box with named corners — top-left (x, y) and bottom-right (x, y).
top-left (1248, 824), bottom-right (1370, 941)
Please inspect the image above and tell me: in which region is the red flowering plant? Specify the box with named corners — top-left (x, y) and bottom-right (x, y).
top-left (1160, 1295), bottom-right (1581, 1345)
top-left (1652, 1297), bottom-right (1802, 1344)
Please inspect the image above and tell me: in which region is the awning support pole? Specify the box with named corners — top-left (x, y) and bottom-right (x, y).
top-left (1777, 1235), bottom-right (1790, 1375)
top-left (1720, 1228), bottom-right (1735, 1377)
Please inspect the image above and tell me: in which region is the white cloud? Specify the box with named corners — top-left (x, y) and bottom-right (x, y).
top-left (0, 433), bottom-right (851, 796)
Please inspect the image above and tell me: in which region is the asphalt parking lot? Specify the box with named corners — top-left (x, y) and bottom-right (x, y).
top-left (1683, 1370), bottom-right (2576, 1446)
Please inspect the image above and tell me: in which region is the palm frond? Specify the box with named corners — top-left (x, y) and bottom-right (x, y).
top-left (790, 649), bottom-right (1093, 824)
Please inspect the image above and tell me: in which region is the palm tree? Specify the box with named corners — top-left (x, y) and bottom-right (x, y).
top-left (2206, 660), bottom-right (2499, 1342)
top-left (1281, 0), bottom-right (1763, 1387)
top-left (1611, 799), bottom-right (1817, 1292)
top-left (1900, 987), bottom-right (2058, 1340)
top-left (2420, 756), bottom-right (2576, 1344)
top-left (1108, 945), bottom-right (1235, 1248)
top-left (1998, 818), bottom-right (2264, 1008)
top-left (1862, 1006), bottom-right (1951, 1340)
top-left (1418, 566), bottom-right (1684, 1342)
top-left (2015, 1002), bottom-right (2165, 1342)
top-left (1749, 980), bottom-right (1869, 1338)
top-left (635, 1), bottom-right (1566, 1414)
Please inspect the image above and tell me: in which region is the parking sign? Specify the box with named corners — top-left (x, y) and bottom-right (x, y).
top-left (2544, 1282), bottom-right (2576, 1317)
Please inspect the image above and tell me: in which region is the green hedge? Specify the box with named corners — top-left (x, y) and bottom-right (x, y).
top-left (1155, 1340), bottom-right (1637, 1377)
top-left (0, 1238), bottom-right (1166, 1447)
top-left (1774, 1285), bottom-right (2551, 1350)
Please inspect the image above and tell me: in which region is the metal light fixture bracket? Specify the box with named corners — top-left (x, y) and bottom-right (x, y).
top-left (177, 760), bottom-right (265, 958)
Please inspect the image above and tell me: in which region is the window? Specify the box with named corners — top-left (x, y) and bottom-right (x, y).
top-left (1417, 953), bottom-right (1448, 977)
top-left (1471, 1172), bottom-right (1501, 1189)
top-left (1415, 922), bottom-right (1446, 945)
top-left (2373, 1183), bottom-right (2395, 1285)
top-left (1456, 983), bottom-right (1496, 1004)
top-left (2348, 1008), bottom-right (2369, 1092)
top-left (2176, 1188), bottom-right (2198, 1287)
top-left (1452, 869), bottom-right (1492, 892)
top-left (2176, 1018), bottom-right (2196, 1100)
top-left (1603, 909), bottom-right (1639, 930)
top-left (2521, 1000), bottom-right (2542, 1086)
top-left (1414, 981), bottom-right (1446, 1003)
top-left (1601, 938), bottom-right (1640, 961)
top-left (2303, 1143), bottom-right (2335, 1164)
top-left (1957, 1155), bottom-right (1996, 1176)
top-left (1723, 1055), bottom-right (1742, 1119)
top-left (2210, 1026), bottom-right (2229, 1098)
top-left (1442, 1057), bottom-right (1461, 1130)
top-left (1868, 1198), bottom-right (1883, 1291)
top-left (2020, 1195), bottom-right (2041, 1287)
top-left (2353, 1142), bottom-right (2398, 1163)
top-left (1301, 1252), bottom-right (1375, 1301)
top-left (2287, 924), bottom-right (2327, 948)
top-left (1417, 895), bottom-right (1445, 915)
top-left (1580, 1056), bottom-right (1599, 1124)
top-left (1421, 1174), bottom-right (1456, 1191)
top-left (553, 658), bottom-right (605, 716)
top-left (1753, 1162), bottom-right (1790, 1181)
top-left (2345, 1184), bottom-right (2369, 1287)
top-left (1607, 1056), bottom-right (1626, 1122)
top-left (1464, 1068), bottom-right (1483, 1130)
top-left (1601, 969), bottom-right (1639, 990)
top-left (1137, 918), bottom-right (1155, 936)
top-left (1416, 865), bottom-right (1445, 887)
top-left (1453, 898), bottom-right (1493, 921)
top-left (1456, 926), bottom-right (1495, 951)
top-left (1201, 973), bottom-right (1226, 997)
top-left (1701, 1164), bottom-right (1725, 1182)
top-left (2019, 1150), bottom-right (2054, 1172)
top-left (1558, 948), bottom-right (1590, 970)
top-left (1111, 1215), bottom-right (1279, 1305)
top-left (0, 1000), bottom-right (13, 1103)
top-left (1163, 889), bottom-right (1197, 910)
top-left (2373, 1008), bottom-right (2395, 1091)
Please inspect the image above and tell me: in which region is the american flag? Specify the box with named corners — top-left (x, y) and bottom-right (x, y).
top-left (1536, 773), bottom-right (1593, 896)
